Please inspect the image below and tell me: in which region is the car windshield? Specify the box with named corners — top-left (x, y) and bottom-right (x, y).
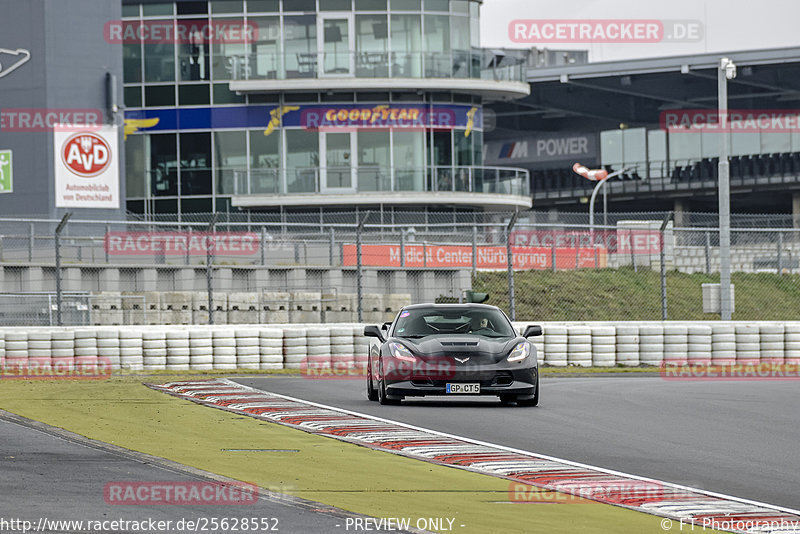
top-left (393, 307), bottom-right (516, 339)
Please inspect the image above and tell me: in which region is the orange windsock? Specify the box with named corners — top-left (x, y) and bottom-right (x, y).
top-left (573, 163), bottom-right (609, 181)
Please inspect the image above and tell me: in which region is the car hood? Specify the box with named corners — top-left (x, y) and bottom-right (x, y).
top-left (391, 335), bottom-right (523, 362)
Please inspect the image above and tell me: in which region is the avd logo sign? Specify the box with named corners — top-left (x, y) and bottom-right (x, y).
top-left (54, 126), bottom-right (119, 208)
top-left (61, 133), bottom-right (112, 177)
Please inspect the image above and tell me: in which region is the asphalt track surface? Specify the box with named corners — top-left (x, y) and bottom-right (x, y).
top-left (0, 414), bottom-right (408, 534)
top-left (235, 375), bottom-right (800, 511)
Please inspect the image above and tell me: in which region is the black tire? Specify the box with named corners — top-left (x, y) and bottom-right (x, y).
top-left (366, 358), bottom-right (378, 401)
top-left (517, 373), bottom-right (540, 407)
top-left (377, 361), bottom-right (400, 405)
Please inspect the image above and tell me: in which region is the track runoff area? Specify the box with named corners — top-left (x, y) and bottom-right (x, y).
top-left (151, 378), bottom-right (800, 534)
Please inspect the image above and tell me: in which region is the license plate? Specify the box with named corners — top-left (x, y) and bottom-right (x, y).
top-left (446, 383), bottom-right (480, 394)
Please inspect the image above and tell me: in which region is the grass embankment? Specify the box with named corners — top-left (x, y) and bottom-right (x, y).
top-left (0, 376), bottom-right (709, 534)
top-left (475, 268), bottom-right (800, 321)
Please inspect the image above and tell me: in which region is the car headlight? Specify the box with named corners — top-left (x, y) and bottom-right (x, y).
top-left (389, 342), bottom-right (416, 362)
top-left (507, 341), bottom-right (531, 363)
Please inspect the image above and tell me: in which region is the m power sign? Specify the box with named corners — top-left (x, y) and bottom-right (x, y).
top-left (484, 132), bottom-right (597, 166)
top-left (54, 126), bottom-right (120, 208)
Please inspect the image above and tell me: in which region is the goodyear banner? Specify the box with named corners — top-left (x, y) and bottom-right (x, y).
top-left (124, 104), bottom-right (481, 136)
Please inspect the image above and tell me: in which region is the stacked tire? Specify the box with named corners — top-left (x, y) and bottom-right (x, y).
top-left (5, 331), bottom-right (28, 372)
top-left (784, 323), bottom-right (800, 365)
top-left (0, 332), bottom-right (5, 371)
top-left (735, 324), bottom-right (760, 365)
top-left (166, 330), bottom-right (191, 370)
top-left (28, 331), bottom-right (52, 374)
top-left (212, 330), bottom-right (237, 370)
top-left (615, 325), bottom-right (640, 367)
top-left (142, 331), bottom-right (167, 371)
top-left (283, 328), bottom-right (307, 370)
top-left (353, 325), bottom-right (370, 373)
top-left (543, 325), bottom-right (568, 367)
top-left (189, 330), bottom-right (214, 370)
top-left (711, 324), bottom-right (736, 365)
top-left (119, 330), bottom-right (143, 370)
top-left (330, 325), bottom-right (356, 375)
top-left (74, 329), bottom-right (99, 373)
top-left (567, 325), bottom-right (592, 367)
top-left (687, 325), bottom-right (712, 366)
top-left (51, 330), bottom-right (76, 372)
top-left (96, 329), bottom-right (121, 370)
top-left (306, 327), bottom-right (331, 372)
top-left (663, 325), bottom-right (688, 366)
top-left (259, 329), bottom-right (283, 370)
top-left (638, 325), bottom-right (664, 366)
top-left (235, 328), bottom-right (260, 370)
top-left (591, 326), bottom-right (616, 367)
top-left (759, 323), bottom-right (784, 364)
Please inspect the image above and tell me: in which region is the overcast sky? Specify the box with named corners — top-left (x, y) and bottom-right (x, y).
top-left (481, 0), bottom-right (800, 62)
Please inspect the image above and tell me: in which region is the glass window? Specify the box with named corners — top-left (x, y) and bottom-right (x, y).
top-left (622, 127), bottom-right (646, 165)
top-left (450, 15), bottom-right (469, 77)
top-left (178, 35), bottom-right (209, 81)
top-left (391, 14), bottom-right (421, 77)
top-left (424, 0), bottom-right (449, 11)
top-left (142, 3), bottom-right (173, 16)
top-left (701, 131), bottom-right (718, 159)
top-left (471, 130), bottom-right (483, 165)
top-left (176, 1), bottom-right (207, 15)
top-left (285, 129), bottom-right (319, 193)
top-left (125, 134), bottom-right (146, 197)
top-left (122, 5), bottom-right (139, 17)
top-left (668, 130), bottom-right (702, 162)
top-left (154, 199), bottom-right (178, 213)
top-left (284, 15), bottom-right (317, 78)
top-left (213, 83), bottom-right (246, 103)
top-left (181, 197), bottom-right (213, 213)
top-left (762, 131), bottom-right (791, 154)
top-left (212, 17), bottom-right (249, 81)
top-left (451, 0), bottom-right (469, 13)
top-left (391, 0), bottom-right (421, 9)
top-left (180, 133), bottom-right (212, 195)
top-left (356, 0), bottom-right (387, 9)
top-left (178, 84), bottom-right (210, 105)
top-left (454, 129), bottom-right (471, 165)
top-left (285, 0), bottom-right (316, 11)
top-left (356, 15), bottom-right (389, 77)
top-left (150, 134), bottom-right (178, 196)
top-left (648, 129), bottom-right (666, 178)
top-left (124, 86), bottom-right (142, 108)
top-left (144, 85), bottom-right (175, 106)
top-left (144, 41), bottom-right (175, 82)
top-left (123, 43), bottom-right (142, 83)
top-left (432, 130), bottom-right (452, 191)
top-left (600, 129), bottom-right (623, 166)
top-left (250, 16), bottom-right (280, 79)
top-left (215, 131), bottom-right (247, 195)
top-left (424, 15), bottom-right (450, 77)
top-left (469, 2), bottom-right (479, 48)
top-left (393, 131), bottom-right (425, 191)
top-left (250, 130), bottom-right (281, 194)
top-left (212, 0), bottom-right (243, 13)
top-left (358, 131), bottom-right (390, 191)
top-left (247, 0), bottom-right (279, 12)
top-left (320, 0), bottom-right (352, 9)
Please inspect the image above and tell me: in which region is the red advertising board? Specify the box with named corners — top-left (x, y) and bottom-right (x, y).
top-left (342, 244), bottom-right (607, 270)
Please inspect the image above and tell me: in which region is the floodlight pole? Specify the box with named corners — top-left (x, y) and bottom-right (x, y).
top-left (506, 211), bottom-right (520, 321)
top-left (588, 167), bottom-right (632, 234)
top-left (54, 212), bottom-right (72, 326)
top-left (718, 58), bottom-right (735, 320)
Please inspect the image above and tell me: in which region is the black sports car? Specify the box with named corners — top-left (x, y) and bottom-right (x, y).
top-left (364, 303), bottom-right (542, 406)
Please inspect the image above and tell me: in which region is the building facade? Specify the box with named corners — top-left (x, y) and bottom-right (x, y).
top-left (121, 0), bottom-right (532, 220)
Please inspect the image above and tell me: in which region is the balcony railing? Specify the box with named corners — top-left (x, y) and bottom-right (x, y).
top-left (222, 50), bottom-right (526, 83)
top-left (232, 166), bottom-right (530, 197)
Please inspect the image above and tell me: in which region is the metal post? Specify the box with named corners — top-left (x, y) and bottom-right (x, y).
top-left (778, 232), bottom-right (783, 275)
top-left (54, 212), bottom-right (72, 326)
top-left (630, 229), bottom-right (637, 273)
top-left (28, 223), bottom-right (34, 262)
top-left (705, 231), bottom-right (712, 274)
top-left (104, 224), bottom-right (110, 264)
top-left (603, 185), bottom-right (608, 227)
top-left (261, 227), bottom-right (267, 265)
top-left (400, 229), bottom-right (406, 268)
top-left (551, 230), bottom-right (557, 272)
top-left (206, 213), bottom-right (218, 325)
top-left (471, 226), bottom-right (477, 277)
top-left (660, 212), bottom-right (673, 321)
top-left (718, 57), bottom-right (736, 320)
top-left (506, 212), bottom-right (520, 321)
top-left (329, 227), bottom-right (335, 266)
top-left (356, 211), bottom-right (371, 323)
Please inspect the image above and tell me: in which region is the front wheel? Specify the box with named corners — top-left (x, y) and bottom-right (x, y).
top-left (377, 361), bottom-right (400, 405)
top-left (366, 358), bottom-right (378, 401)
top-left (517, 373), bottom-right (540, 407)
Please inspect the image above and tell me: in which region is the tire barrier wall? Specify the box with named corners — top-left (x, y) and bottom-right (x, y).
top-left (0, 322), bottom-right (799, 372)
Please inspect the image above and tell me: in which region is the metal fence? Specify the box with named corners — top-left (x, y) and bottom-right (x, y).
top-left (1, 210), bottom-right (800, 325)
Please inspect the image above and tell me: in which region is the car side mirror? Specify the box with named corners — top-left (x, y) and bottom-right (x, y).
top-left (523, 325), bottom-right (543, 338)
top-left (364, 325), bottom-right (385, 342)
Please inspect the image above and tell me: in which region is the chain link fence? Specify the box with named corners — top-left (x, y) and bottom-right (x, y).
top-left (1, 211), bottom-right (799, 325)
